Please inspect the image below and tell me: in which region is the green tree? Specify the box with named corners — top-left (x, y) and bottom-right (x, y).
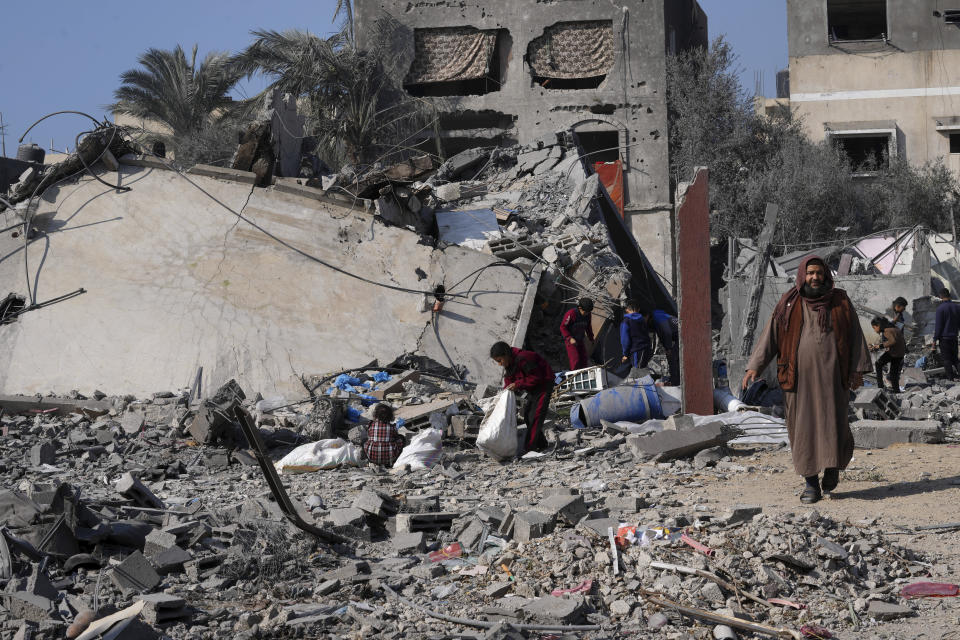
top-left (231, 21), bottom-right (431, 169)
top-left (111, 44), bottom-right (246, 166)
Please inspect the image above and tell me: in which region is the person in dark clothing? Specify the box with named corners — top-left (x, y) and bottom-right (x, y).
top-left (560, 298), bottom-right (595, 370)
top-left (934, 288), bottom-right (960, 381)
top-left (490, 341), bottom-right (555, 453)
top-left (891, 297), bottom-right (908, 332)
top-left (870, 317), bottom-right (906, 392)
top-left (643, 309), bottom-right (681, 385)
top-left (620, 299), bottom-right (652, 369)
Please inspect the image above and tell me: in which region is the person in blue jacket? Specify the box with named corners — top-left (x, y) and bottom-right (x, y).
top-left (643, 308), bottom-right (681, 386)
top-left (620, 299), bottom-right (652, 369)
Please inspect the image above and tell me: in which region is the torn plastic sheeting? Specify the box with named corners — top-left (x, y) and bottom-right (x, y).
top-left (435, 209), bottom-right (500, 251)
top-left (371, 371), bottom-right (391, 383)
top-left (275, 438), bottom-right (362, 472)
top-left (688, 410), bottom-right (788, 446)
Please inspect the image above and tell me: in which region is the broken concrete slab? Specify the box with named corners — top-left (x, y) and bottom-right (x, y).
top-left (867, 600), bottom-right (914, 620)
top-left (627, 421), bottom-right (731, 460)
top-left (851, 420), bottom-right (944, 448)
top-left (0, 395), bottom-right (112, 417)
top-left (186, 164), bottom-right (257, 184)
top-left (0, 169), bottom-right (535, 397)
top-left (392, 531), bottom-right (426, 554)
top-left (522, 595), bottom-right (586, 624)
top-left (120, 412), bottom-right (145, 435)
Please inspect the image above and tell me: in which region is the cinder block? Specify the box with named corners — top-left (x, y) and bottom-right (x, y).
top-left (109, 550), bottom-right (161, 594)
top-left (115, 472), bottom-right (164, 509)
top-left (392, 531), bottom-right (425, 554)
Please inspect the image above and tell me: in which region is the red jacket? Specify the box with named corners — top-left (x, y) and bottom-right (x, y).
top-left (503, 347), bottom-right (554, 392)
top-left (560, 309), bottom-right (595, 342)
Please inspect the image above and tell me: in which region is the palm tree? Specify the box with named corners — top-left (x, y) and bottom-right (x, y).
top-left (111, 44), bottom-right (245, 162)
top-left (231, 22), bottom-right (432, 169)
top-left (334, 0), bottom-right (354, 46)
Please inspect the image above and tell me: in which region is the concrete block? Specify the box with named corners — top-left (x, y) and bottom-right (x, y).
top-left (29, 443), bottom-right (54, 466)
top-left (522, 595), bottom-right (586, 624)
top-left (328, 507), bottom-right (366, 529)
top-left (0, 394), bottom-right (112, 417)
top-left (352, 490), bottom-right (400, 519)
top-left (110, 550), bottom-right (161, 594)
top-left (115, 472), bottom-right (164, 509)
top-left (186, 164), bottom-right (256, 184)
top-left (395, 511), bottom-right (457, 533)
top-left (120, 412), bottom-right (145, 434)
top-left (851, 420), bottom-right (943, 448)
top-left (119, 153), bottom-right (170, 170)
top-left (152, 545), bottom-right (191, 574)
top-left (403, 494), bottom-right (439, 513)
top-left (139, 592), bottom-right (189, 624)
top-left (456, 517), bottom-right (487, 551)
top-left (187, 405), bottom-right (231, 444)
top-left (272, 177), bottom-right (364, 211)
top-left (513, 511), bottom-right (556, 542)
top-left (6, 592), bottom-right (52, 623)
top-left (316, 578), bottom-right (341, 595)
top-left (144, 529), bottom-right (178, 556)
top-left (534, 494), bottom-right (587, 525)
top-left (605, 495), bottom-right (646, 512)
top-left (627, 421), bottom-right (730, 460)
top-left (392, 531), bottom-right (426, 554)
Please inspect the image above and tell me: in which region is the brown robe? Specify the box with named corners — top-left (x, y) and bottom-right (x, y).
top-left (747, 301), bottom-right (872, 477)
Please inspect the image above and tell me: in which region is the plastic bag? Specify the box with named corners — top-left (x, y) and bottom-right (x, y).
top-left (476, 390), bottom-right (518, 460)
top-left (393, 428), bottom-right (443, 470)
top-left (275, 438), bottom-right (362, 472)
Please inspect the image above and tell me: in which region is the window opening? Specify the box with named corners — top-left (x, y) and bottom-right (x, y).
top-left (834, 135), bottom-right (890, 170)
top-left (951, 133), bottom-right (960, 154)
top-left (404, 28), bottom-right (508, 97)
top-left (944, 10), bottom-right (960, 24)
top-left (827, 0), bottom-right (887, 42)
top-left (529, 21), bottom-right (614, 90)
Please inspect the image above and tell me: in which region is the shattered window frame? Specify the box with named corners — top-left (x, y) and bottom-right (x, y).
top-left (826, 0), bottom-right (889, 43)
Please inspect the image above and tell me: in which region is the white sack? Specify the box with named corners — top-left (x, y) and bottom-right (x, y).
top-left (275, 438), bottom-right (362, 472)
top-left (393, 428), bottom-right (443, 470)
top-left (476, 390), bottom-right (518, 460)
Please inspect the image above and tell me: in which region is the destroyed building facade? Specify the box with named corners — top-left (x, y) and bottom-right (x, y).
top-left (786, 0), bottom-right (960, 178)
top-left (354, 0), bottom-right (708, 284)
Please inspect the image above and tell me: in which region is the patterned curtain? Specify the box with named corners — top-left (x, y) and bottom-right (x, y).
top-left (528, 21), bottom-right (615, 79)
top-left (405, 27), bottom-right (498, 84)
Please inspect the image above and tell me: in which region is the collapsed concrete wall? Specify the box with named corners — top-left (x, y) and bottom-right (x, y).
top-left (0, 163), bottom-right (535, 397)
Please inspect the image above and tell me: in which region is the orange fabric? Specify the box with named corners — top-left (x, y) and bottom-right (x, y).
top-left (594, 160), bottom-right (624, 215)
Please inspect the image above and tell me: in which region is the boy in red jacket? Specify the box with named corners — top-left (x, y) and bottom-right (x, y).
top-left (490, 341), bottom-right (554, 453)
top-left (560, 298), bottom-right (595, 370)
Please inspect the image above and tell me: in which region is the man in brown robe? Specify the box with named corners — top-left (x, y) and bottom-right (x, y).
top-left (742, 256), bottom-right (871, 504)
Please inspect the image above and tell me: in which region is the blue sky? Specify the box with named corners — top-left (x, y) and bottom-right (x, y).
top-left (0, 0), bottom-right (787, 158)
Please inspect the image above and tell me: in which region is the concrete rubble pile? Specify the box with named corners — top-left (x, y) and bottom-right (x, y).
top-left (334, 136), bottom-right (633, 368)
top-left (0, 373), bottom-right (948, 640)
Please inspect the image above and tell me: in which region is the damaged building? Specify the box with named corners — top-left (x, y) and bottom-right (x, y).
top-left (354, 0), bottom-right (708, 285)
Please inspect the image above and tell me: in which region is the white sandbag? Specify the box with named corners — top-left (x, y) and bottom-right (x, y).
top-left (657, 386), bottom-right (682, 416)
top-left (393, 428), bottom-right (443, 470)
top-left (275, 438), bottom-right (362, 472)
top-left (476, 390), bottom-right (518, 460)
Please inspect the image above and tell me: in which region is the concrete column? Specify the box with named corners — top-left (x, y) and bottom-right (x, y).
top-left (675, 168), bottom-right (713, 415)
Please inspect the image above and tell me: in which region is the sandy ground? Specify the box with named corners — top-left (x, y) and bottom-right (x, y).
top-left (692, 443), bottom-right (960, 639)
